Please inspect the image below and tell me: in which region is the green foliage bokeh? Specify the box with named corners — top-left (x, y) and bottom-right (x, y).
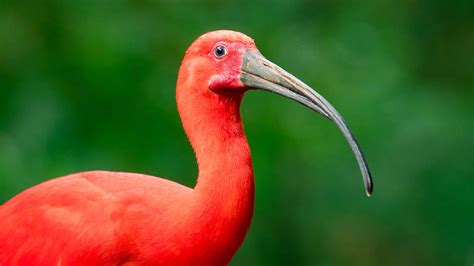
top-left (0, 1), bottom-right (473, 265)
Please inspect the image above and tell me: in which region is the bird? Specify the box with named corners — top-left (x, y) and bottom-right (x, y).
top-left (0, 30), bottom-right (373, 265)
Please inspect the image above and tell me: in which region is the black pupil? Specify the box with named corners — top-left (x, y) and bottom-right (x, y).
top-left (215, 46), bottom-right (226, 57)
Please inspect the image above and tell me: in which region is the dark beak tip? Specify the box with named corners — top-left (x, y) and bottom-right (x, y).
top-left (365, 178), bottom-right (374, 197)
top-left (366, 189), bottom-right (373, 197)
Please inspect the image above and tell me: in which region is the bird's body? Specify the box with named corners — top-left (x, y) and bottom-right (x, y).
top-left (0, 170), bottom-right (252, 265)
top-left (1, 171), bottom-right (194, 265)
top-left (0, 30), bottom-right (372, 265)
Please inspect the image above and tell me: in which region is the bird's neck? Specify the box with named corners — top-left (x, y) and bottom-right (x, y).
top-left (177, 85), bottom-right (255, 256)
top-left (178, 89), bottom-right (254, 205)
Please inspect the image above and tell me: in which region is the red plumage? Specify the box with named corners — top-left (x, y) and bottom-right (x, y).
top-left (1, 31), bottom-right (256, 265)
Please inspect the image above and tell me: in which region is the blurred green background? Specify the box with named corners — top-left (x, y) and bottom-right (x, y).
top-left (0, 1), bottom-right (473, 265)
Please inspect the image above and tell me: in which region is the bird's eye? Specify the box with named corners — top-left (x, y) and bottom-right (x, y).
top-left (213, 46), bottom-right (227, 58)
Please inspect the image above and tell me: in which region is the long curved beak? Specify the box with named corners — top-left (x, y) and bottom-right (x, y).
top-left (241, 51), bottom-right (373, 196)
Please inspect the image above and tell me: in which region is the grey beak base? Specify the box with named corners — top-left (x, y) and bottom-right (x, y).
top-left (241, 51), bottom-right (373, 196)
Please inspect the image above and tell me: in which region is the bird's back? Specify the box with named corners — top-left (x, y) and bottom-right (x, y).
top-left (0, 171), bottom-right (193, 265)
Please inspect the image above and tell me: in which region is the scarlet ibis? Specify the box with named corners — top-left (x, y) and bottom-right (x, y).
top-left (0, 30), bottom-right (372, 265)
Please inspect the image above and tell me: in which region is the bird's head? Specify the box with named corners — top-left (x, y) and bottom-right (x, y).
top-left (178, 30), bottom-right (256, 94)
top-left (177, 30), bottom-right (373, 196)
